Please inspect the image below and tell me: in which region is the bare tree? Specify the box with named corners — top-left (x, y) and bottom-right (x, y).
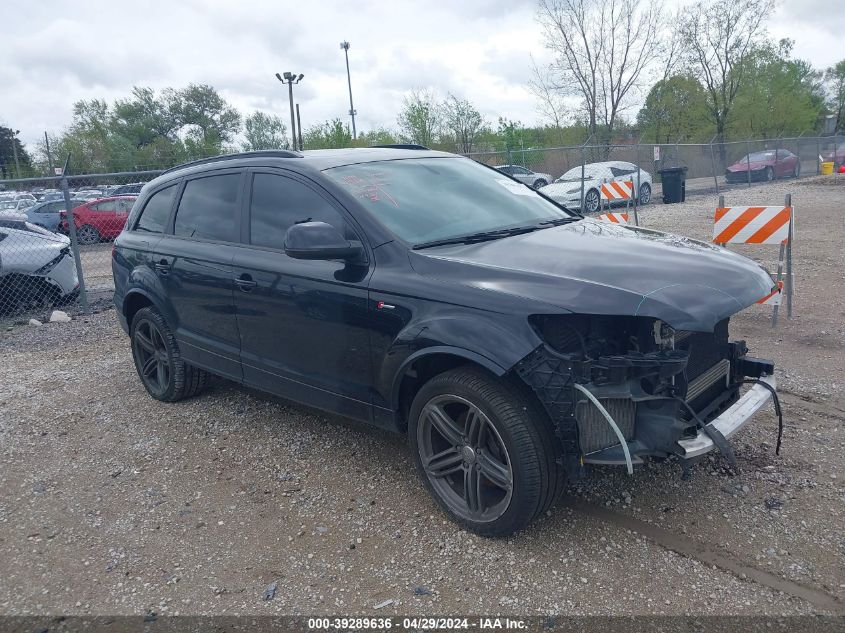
top-left (537, 0), bottom-right (662, 147)
top-left (527, 55), bottom-right (569, 143)
top-left (680, 0), bottom-right (774, 151)
top-left (441, 94), bottom-right (484, 154)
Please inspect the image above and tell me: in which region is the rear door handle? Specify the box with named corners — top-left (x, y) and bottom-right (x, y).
top-left (234, 274), bottom-right (257, 292)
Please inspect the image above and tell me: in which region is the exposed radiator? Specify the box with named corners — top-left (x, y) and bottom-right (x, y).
top-left (575, 398), bottom-right (636, 454)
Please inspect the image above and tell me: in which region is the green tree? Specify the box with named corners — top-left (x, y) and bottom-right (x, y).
top-left (0, 126), bottom-right (31, 178)
top-left (637, 75), bottom-right (711, 143)
top-left (303, 119), bottom-right (352, 150)
top-left (397, 89), bottom-right (441, 146)
top-left (825, 60), bottom-right (845, 133)
top-left (441, 94), bottom-right (484, 153)
top-left (353, 127), bottom-right (398, 147)
top-left (168, 84), bottom-right (241, 156)
top-left (242, 112), bottom-right (289, 151)
top-left (728, 40), bottom-right (823, 138)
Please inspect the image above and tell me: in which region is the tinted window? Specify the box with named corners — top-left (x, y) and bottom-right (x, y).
top-left (249, 173), bottom-right (346, 249)
top-left (174, 174), bottom-right (241, 242)
top-left (135, 184), bottom-right (177, 234)
top-left (497, 166), bottom-right (514, 175)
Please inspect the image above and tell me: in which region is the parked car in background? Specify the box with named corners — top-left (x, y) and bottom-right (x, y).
top-left (40, 191), bottom-right (65, 202)
top-left (59, 196), bottom-right (136, 245)
top-left (541, 161), bottom-right (652, 213)
top-left (724, 150), bottom-right (799, 183)
top-left (25, 198), bottom-right (87, 232)
top-left (0, 199), bottom-right (36, 212)
top-left (0, 213), bottom-right (79, 312)
top-left (111, 183), bottom-right (145, 196)
top-left (494, 165), bottom-right (552, 189)
top-left (112, 148), bottom-right (777, 536)
top-left (821, 141), bottom-right (845, 169)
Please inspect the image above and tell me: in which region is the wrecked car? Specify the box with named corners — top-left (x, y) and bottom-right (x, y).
top-left (112, 147), bottom-right (779, 536)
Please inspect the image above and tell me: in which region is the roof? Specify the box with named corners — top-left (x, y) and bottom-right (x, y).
top-left (157, 147), bottom-right (459, 182)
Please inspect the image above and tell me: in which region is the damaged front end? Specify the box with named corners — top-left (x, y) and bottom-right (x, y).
top-left (515, 314), bottom-right (777, 479)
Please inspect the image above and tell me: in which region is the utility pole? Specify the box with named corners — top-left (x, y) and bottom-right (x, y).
top-left (295, 104), bottom-right (303, 151)
top-left (340, 41), bottom-right (357, 140)
top-left (12, 129), bottom-right (21, 179)
top-left (275, 72), bottom-right (304, 150)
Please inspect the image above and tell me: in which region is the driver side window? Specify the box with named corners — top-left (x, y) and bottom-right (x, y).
top-left (249, 173), bottom-right (348, 250)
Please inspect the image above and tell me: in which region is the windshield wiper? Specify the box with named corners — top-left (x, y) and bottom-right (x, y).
top-left (538, 216), bottom-right (582, 226)
top-left (413, 225), bottom-right (542, 249)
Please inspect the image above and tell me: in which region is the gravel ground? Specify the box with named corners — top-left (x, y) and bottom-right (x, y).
top-left (1, 177), bottom-right (843, 617)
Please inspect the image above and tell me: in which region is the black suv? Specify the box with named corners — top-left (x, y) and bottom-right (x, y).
top-left (113, 148), bottom-right (778, 535)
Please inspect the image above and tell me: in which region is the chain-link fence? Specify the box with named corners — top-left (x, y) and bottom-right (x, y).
top-left (0, 169), bottom-right (162, 321)
top-left (466, 134), bottom-right (845, 202)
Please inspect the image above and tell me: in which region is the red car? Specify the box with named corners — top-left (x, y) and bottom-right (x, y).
top-left (59, 196), bottom-right (137, 245)
top-left (724, 149), bottom-right (800, 184)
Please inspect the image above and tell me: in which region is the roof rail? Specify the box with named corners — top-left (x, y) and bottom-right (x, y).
top-left (161, 150), bottom-right (303, 175)
top-left (371, 144), bottom-right (430, 150)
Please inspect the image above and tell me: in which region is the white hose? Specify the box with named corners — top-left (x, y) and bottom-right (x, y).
top-left (572, 383), bottom-right (634, 475)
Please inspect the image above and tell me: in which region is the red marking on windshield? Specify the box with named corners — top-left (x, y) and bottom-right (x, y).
top-left (341, 173), bottom-right (399, 207)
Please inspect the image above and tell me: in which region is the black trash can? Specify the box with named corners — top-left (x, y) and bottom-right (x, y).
top-left (658, 166), bottom-right (688, 204)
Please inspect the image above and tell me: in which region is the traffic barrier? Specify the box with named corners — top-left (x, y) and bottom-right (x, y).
top-left (597, 212), bottom-right (629, 224)
top-left (713, 194), bottom-right (794, 327)
top-left (599, 181), bottom-right (634, 201)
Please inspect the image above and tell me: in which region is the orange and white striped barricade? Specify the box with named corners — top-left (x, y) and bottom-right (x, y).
top-left (597, 212), bottom-right (629, 224)
top-left (599, 180), bottom-right (638, 226)
top-left (712, 194), bottom-right (794, 327)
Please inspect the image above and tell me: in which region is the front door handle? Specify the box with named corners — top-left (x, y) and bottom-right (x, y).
top-left (234, 274), bottom-right (257, 292)
top-left (154, 259), bottom-right (171, 275)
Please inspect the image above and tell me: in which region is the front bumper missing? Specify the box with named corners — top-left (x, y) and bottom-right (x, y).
top-left (583, 375), bottom-right (776, 465)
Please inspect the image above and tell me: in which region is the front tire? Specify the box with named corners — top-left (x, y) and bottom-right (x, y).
top-left (583, 188), bottom-right (600, 213)
top-left (76, 224), bottom-right (100, 245)
top-left (408, 367), bottom-right (565, 536)
top-left (765, 166), bottom-right (774, 182)
top-left (533, 178), bottom-right (548, 189)
top-left (130, 307), bottom-right (209, 402)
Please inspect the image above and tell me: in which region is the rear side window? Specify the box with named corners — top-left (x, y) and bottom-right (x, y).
top-left (135, 184), bottom-right (177, 234)
top-left (249, 173), bottom-right (347, 249)
top-left (174, 174), bottom-right (240, 242)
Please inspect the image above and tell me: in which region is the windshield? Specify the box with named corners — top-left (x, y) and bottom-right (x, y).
top-left (555, 166), bottom-right (594, 183)
top-left (741, 151), bottom-right (775, 162)
top-left (324, 157), bottom-right (576, 245)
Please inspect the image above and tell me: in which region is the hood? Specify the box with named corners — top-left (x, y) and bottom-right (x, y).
top-left (409, 219), bottom-right (774, 332)
top-left (727, 161), bottom-right (769, 172)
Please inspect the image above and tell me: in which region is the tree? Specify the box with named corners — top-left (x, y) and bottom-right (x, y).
top-left (303, 119), bottom-right (352, 150)
top-left (679, 0), bottom-right (774, 150)
top-left (537, 0), bottom-right (663, 146)
top-left (441, 94), bottom-right (484, 153)
top-left (0, 126), bottom-right (31, 178)
top-left (354, 127), bottom-right (398, 147)
top-left (637, 75), bottom-right (711, 143)
top-left (728, 40), bottom-right (824, 138)
top-left (242, 112), bottom-right (289, 151)
top-left (528, 56), bottom-right (570, 145)
top-left (825, 60), bottom-right (845, 133)
top-left (168, 84), bottom-right (241, 155)
top-left (397, 89), bottom-right (441, 146)
top-left (112, 87), bottom-right (180, 148)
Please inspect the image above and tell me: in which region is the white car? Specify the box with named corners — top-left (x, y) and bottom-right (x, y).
top-left (541, 161), bottom-right (653, 213)
top-left (494, 165), bottom-right (553, 189)
top-left (0, 213), bottom-right (79, 311)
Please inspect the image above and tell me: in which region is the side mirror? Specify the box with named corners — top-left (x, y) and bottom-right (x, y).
top-left (284, 221), bottom-right (363, 261)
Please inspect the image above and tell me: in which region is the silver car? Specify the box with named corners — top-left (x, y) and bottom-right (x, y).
top-left (541, 161), bottom-right (653, 213)
top-left (494, 165), bottom-right (552, 189)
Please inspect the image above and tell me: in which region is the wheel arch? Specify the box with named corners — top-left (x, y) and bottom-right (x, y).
top-left (391, 347), bottom-right (507, 432)
top-left (123, 289), bottom-right (160, 329)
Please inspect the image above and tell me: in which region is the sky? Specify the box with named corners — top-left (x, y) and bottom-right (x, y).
top-left (1, 0), bottom-right (842, 152)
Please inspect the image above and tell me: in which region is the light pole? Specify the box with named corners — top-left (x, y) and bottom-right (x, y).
top-left (339, 41), bottom-right (357, 140)
top-left (11, 129), bottom-right (21, 179)
top-left (275, 72), bottom-right (304, 150)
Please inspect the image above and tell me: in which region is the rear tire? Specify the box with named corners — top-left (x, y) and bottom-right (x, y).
top-left (765, 166), bottom-right (774, 182)
top-left (638, 183), bottom-right (652, 205)
top-left (130, 306), bottom-right (209, 402)
top-left (408, 367), bottom-right (565, 537)
top-left (76, 224), bottom-right (100, 245)
top-left (533, 179), bottom-right (548, 189)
